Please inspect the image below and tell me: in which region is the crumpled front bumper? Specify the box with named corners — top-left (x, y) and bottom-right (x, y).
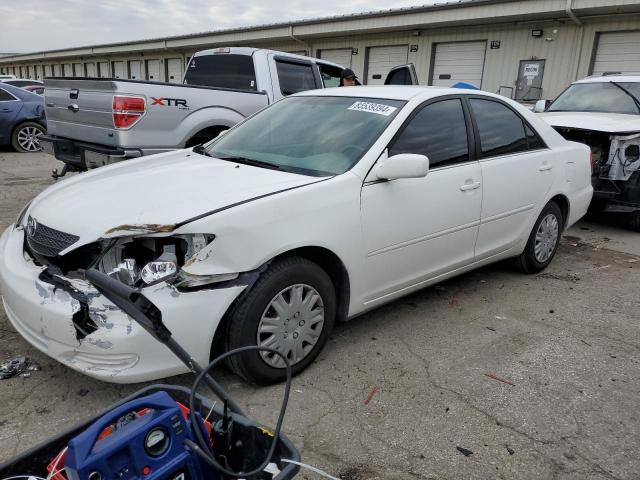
top-left (0, 225), bottom-right (245, 383)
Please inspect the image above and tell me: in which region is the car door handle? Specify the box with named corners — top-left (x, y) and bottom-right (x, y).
top-left (1, 108), bottom-right (11, 112)
top-left (539, 162), bottom-right (553, 171)
top-left (460, 181), bottom-right (481, 191)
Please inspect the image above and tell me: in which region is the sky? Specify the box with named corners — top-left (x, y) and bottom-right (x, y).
top-left (0, 0), bottom-right (437, 54)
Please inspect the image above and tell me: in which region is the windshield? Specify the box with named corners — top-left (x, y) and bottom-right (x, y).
top-left (548, 82), bottom-right (640, 114)
top-left (204, 96), bottom-right (406, 176)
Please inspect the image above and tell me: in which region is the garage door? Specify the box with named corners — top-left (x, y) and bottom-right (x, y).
top-left (592, 31), bottom-right (640, 74)
top-left (62, 64), bottom-right (73, 77)
top-left (319, 48), bottom-right (352, 68)
top-left (431, 41), bottom-right (486, 88)
top-left (167, 58), bottom-right (182, 82)
top-left (366, 45), bottom-right (408, 85)
top-left (73, 63), bottom-right (83, 76)
top-left (129, 60), bottom-right (143, 80)
top-left (146, 59), bottom-right (161, 81)
top-left (85, 63), bottom-right (96, 77)
top-left (112, 61), bottom-right (125, 79)
top-left (98, 62), bottom-right (109, 78)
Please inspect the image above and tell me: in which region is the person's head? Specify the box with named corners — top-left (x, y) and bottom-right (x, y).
top-left (340, 68), bottom-right (358, 86)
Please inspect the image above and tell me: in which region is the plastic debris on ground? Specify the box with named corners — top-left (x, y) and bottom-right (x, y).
top-left (0, 356), bottom-right (41, 379)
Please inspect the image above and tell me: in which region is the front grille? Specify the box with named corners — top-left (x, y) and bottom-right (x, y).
top-left (26, 216), bottom-right (79, 257)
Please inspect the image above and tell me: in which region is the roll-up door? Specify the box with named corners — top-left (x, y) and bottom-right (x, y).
top-left (431, 41), bottom-right (487, 88)
top-left (592, 31), bottom-right (640, 74)
top-left (366, 45), bottom-right (408, 85)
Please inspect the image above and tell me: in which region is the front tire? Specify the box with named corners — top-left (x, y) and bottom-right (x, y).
top-left (225, 256), bottom-right (336, 385)
top-left (11, 122), bottom-right (45, 153)
top-left (516, 201), bottom-right (563, 274)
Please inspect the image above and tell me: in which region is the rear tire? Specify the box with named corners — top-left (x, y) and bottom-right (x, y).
top-left (11, 122), bottom-right (45, 153)
top-left (224, 256), bottom-right (336, 385)
top-left (516, 201), bottom-right (563, 274)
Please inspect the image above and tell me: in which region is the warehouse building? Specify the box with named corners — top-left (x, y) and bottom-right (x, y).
top-left (1, 0), bottom-right (640, 101)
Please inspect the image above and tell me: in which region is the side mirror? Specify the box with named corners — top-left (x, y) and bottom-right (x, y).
top-left (534, 99), bottom-right (547, 113)
top-left (375, 154), bottom-right (430, 180)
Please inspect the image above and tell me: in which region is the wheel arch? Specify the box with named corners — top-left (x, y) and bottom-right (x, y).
top-left (210, 245), bottom-right (351, 360)
top-left (549, 193), bottom-right (570, 230)
top-left (184, 125), bottom-right (229, 148)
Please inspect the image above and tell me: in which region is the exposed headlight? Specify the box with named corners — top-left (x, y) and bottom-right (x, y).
top-left (141, 261), bottom-right (178, 285)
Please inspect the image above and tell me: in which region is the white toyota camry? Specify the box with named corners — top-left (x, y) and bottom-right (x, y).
top-left (0, 86), bottom-right (593, 384)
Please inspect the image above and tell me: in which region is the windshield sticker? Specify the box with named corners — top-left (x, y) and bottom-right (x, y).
top-left (348, 101), bottom-right (397, 116)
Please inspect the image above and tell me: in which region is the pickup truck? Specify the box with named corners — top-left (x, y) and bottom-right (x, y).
top-left (39, 47), bottom-right (346, 177)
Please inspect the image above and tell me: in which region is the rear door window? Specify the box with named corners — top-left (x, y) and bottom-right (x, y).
top-left (0, 88), bottom-right (17, 101)
top-left (390, 98), bottom-right (470, 168)
top-left (469, 98), bottom-right (528, 157)
top-left (276, 60), bottom-right (318, 95)
top-left (184, 54), bottom-right (257, 91)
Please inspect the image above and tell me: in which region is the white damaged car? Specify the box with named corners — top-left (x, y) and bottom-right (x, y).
top-left (0, 87), bottom-right (593, 384)
top-left (536, 75), bottom-right (640, 230)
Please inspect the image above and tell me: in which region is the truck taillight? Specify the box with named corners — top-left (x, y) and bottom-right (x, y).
top-left (589, 151), bottom-right (595, 174)
top-left (113, 95), bottom-right (145, 129)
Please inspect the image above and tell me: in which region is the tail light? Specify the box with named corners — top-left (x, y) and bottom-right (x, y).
top-left (113, 95), bottom-right (145, 129)
top-left (589, 150), bottom-right (595, 174)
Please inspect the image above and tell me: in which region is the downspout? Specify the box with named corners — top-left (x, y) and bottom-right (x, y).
top-left (288, 25), bottom-right (311, 56)
top-left (565, 0), bottom-right (582, 25)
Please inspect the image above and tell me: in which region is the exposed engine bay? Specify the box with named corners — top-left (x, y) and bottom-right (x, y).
top-left (553, 127), bottom-right (640, 216)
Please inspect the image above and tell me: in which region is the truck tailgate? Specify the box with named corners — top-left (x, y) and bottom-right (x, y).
top-left (45, 79), bottom-right (120, 146)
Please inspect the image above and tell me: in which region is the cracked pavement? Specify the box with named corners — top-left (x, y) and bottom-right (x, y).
top-left (0, 149), bottom-right (639, 479)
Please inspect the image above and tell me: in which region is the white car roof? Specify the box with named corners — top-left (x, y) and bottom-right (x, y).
top-left (575, 75), bottom-right (640, 84)
top-left (295, 85), bottom-right (495, 102)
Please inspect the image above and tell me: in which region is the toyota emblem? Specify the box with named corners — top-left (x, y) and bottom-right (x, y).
top-left (26, 217), bottom-right (37, 237)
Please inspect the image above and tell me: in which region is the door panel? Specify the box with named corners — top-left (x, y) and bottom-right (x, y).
top-left (0, 93), bottom-right (21, 144)
top-left (361, 162), bottom-right (482, 302)
top-left (515, 59), bottom-right (545, 101)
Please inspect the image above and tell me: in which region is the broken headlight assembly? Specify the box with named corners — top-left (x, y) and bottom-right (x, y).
top-left (98, 233), bottom-right (237, 288)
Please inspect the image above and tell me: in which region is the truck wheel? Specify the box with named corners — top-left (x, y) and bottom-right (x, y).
top-left (224, 256), bottom-right (336, 385)
top-left (516, 201), bottom-right (563, 274)
top-left (11, 122), bottom-right (45, 153)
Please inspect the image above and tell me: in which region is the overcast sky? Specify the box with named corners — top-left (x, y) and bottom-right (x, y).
top-left (0, 0), bottom-right (436, 54)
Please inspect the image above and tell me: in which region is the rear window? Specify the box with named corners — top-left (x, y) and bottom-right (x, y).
top-left (184, 54), bottom-right (257, 91)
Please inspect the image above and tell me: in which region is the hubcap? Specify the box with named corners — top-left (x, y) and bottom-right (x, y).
top-left (17, 126), bottom-right (44, 152)
top-left (534, 213), bottom-right (559, 263)
top-left (257, 284), bottom-right (324, 368)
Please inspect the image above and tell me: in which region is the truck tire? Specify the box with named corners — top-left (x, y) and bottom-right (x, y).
top-left (516, 201), bottom-right (563, 274)
top-left (224, 256), bottom-right (336, 385)
top-left (11, 122), bottom-right (45, 153)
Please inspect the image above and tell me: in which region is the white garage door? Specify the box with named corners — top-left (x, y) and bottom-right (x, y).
top-left (431, 41), bottom-right (487, 88)
top-left (319, 48), bottom-right (352, 68)
top-left (129, 60), bottom-right (143, 80)
top-left (73, 63), bottom-right (83, 76)
top-left (98, 62), bottom-right (109, 78)
top-left (366, 45), bottom-right (408, 85)
top-left (85, 63), bottom-right (96, 77)
top-left (592, 31), bottom-right (640, 74)
top-left (112, 61), bottom-right (125, 79)
top-left (146, 59), bottom-right (161, 81)
top-left (167, 58), bottom-right (182, 82)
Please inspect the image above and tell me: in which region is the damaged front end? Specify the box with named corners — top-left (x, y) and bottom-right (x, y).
top-left (553, 128), bottom-right (640, 211)
top-left (23, 220), bottom-right (240, 343)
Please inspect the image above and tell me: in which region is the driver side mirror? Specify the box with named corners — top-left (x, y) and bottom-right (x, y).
top-left (534, 99), bottom-right (548, 113)
top-left (375, 153), bottom-right (430, 180)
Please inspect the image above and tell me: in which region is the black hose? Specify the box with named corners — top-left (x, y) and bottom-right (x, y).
top-left (187, 346), bottom-right (292, 478)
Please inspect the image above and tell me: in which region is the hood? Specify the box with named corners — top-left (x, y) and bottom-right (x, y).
top-left (538, 111), bottom-right (640, 133)
top-left (28, 150), bottom-right (317, 250)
